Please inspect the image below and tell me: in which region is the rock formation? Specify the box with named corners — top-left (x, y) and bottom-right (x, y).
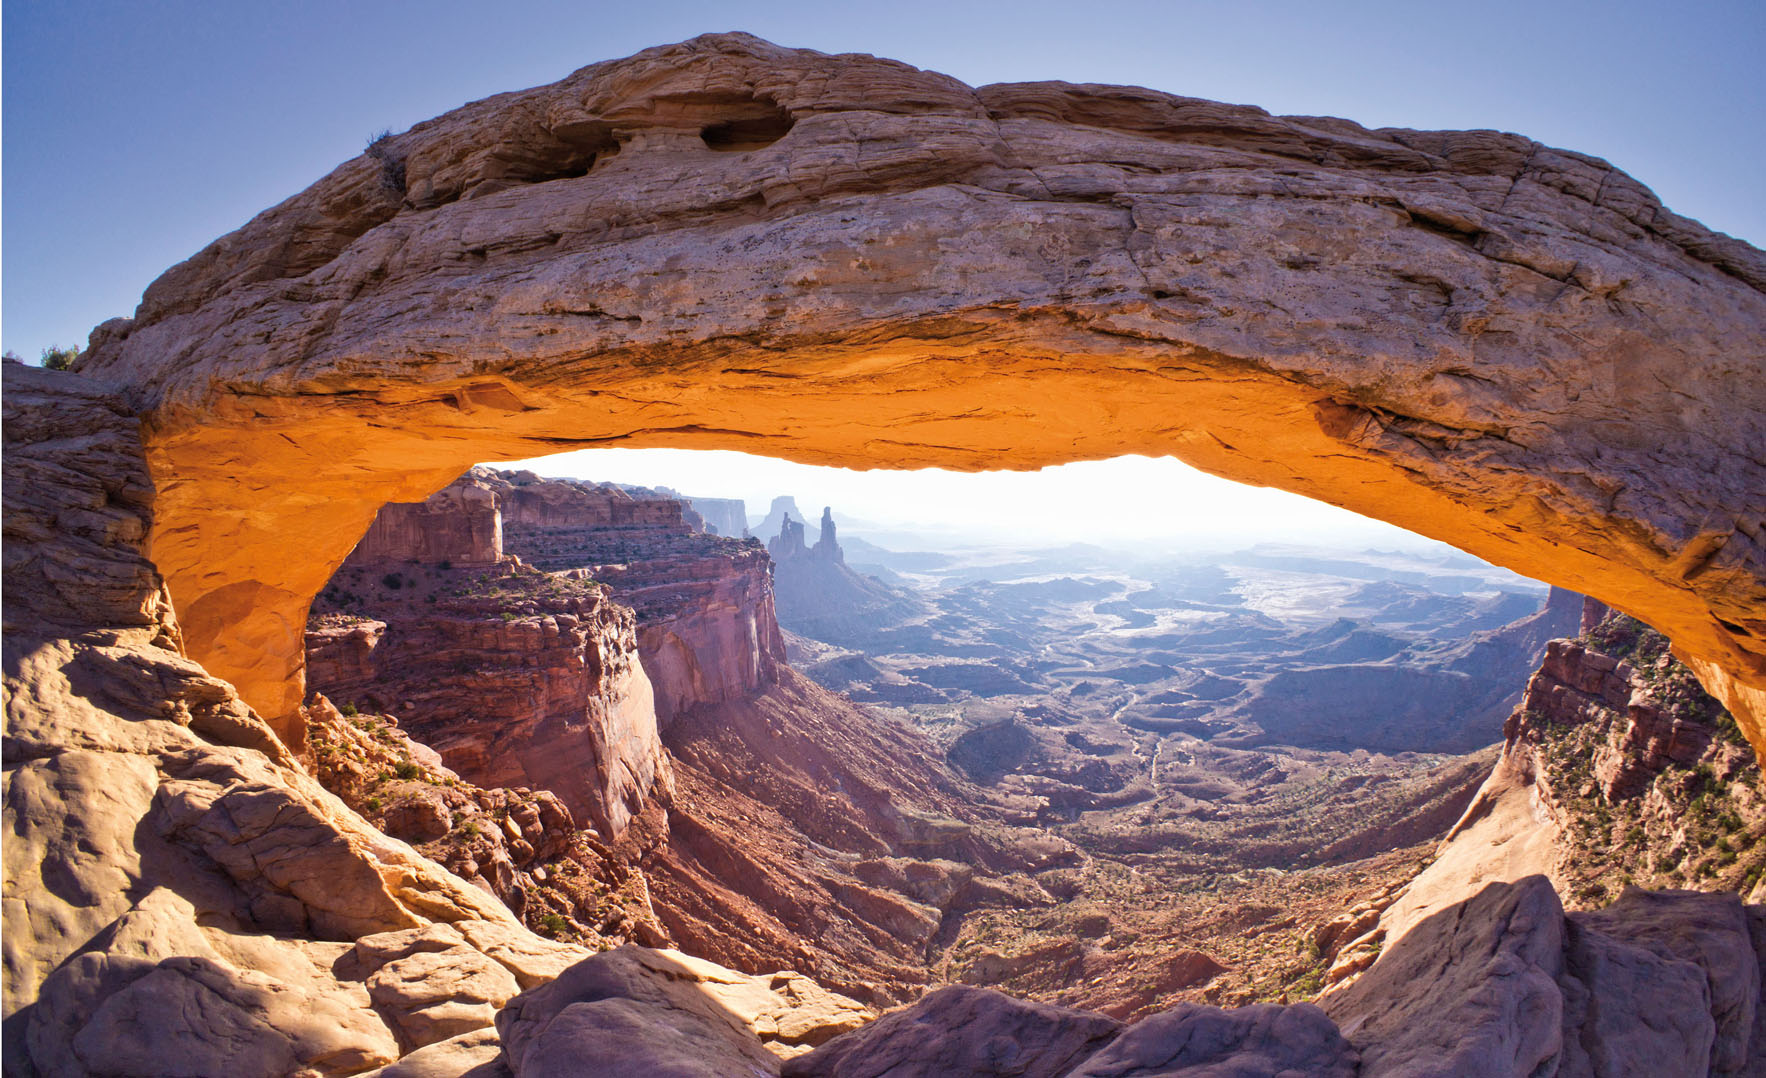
top-left (690, 496), bottom-right (751, 539)
top-left (1314, 599), bottom-right (1766, 993)
top-left (479, 469), bottom-right (788, 726)
top-left (755, 497), bottom-right (820, 546)
top-left (304, 474), bottom-right (672, 841)
top-left (65, 34), bottom-right (1764, 751)
top-left (768, 506), bottom-right (926, 647)
top-left (2, 361), bottom-right (530, 1074)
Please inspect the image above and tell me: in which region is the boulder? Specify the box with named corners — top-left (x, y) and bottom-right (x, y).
top-left (360, 1027), bottom-right (509, 1078)
top-left (1323, 875), bottom-right (1566, 1078)
top-left (782, 984), bottom-right (1120, 1078)
top-left (366, 945), bottom-right (521, 1049)
top-left (1569, 888), bottom-right (1759, 1074)
top-left (1065, 1002), bottom-right (1356, 1078)
top-left (496, 946), bottom-right (782, 1078)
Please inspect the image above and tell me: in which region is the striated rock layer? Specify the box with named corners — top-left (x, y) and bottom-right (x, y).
top-left (305, 484), bottom-right (672, 841)
top-left (70, 33), bottom-right (1766, 752)
top-left (481, 469), bottom-right (788, 726)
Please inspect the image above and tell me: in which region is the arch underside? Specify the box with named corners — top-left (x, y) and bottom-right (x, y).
top-left (78, 34), bottom-right (1766, 748)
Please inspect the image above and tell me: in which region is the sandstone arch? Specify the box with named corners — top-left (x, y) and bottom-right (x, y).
top-left (78, 34), bottom-right (1766, 749)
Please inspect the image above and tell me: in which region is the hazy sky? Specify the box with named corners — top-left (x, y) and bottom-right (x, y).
top-left (6, 1), bottom-right (1761, 548)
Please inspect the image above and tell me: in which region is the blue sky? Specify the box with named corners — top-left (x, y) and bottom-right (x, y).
top-left (5, 1), bottom-right (1761, 547)
top-left (5, 0), bottom-right (1761, 359)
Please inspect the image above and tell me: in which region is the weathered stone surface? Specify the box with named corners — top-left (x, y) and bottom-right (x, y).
top-left (351, 473), bottom-right (504, 567)
top-left (366, 944), bottom-right (521, 1049)
top-left (1064, 1002), bottom-right (1356, 1078)
top-left (481, 468), bottom-right (788, 727)
top-left (1323, 876), bottom-right (1567, 1077)
top-left (496, 946), bottom-right (784, 1077)
top-left (23, 888), bottom-right (400, 1078)
top-left (1557, 916), bottom-right (1713, 1078)
top-left (781, 984), bottom-right (1120, 1078)
top-left (0, 360), bottom-right (594, 1077)
top-left (1571, 888), bottom-right (1759, 1074)
top-left (360, 1027), bottom-right (509, 1078)
top-left (71, 35), bottom-right (1766, 753)
top-left (360, 1024), bottom-right (512, 1074)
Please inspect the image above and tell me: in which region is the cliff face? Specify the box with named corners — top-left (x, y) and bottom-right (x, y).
top-left (306, 561), bottom-right (670, 841)
top-left (305, 475), bottom-right (673, 841)
top-left (481, 470), bottom-right (787, 726)
top-left (688, 496), bottom-right (749, 539)
top-left (1321, 600), bottom-right (1766, 994)
top-left (348, 475), bottom-right (503, 567)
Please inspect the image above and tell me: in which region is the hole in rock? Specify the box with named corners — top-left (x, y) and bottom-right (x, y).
top-left (302, 448), bottom-right (1759, 1013)
top-left (698, 96), bottom-right (795, 151)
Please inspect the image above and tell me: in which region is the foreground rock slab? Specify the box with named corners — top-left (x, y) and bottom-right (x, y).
top-left (1065, 1002), bottom-right (1356, 1078)
top-left (781, 985), bottom-right (1121, 1078)
top-left (495, 945), bottom-right (875, 1076)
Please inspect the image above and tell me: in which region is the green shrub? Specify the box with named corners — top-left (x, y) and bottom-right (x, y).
top-left (394, 760), bottom-right (421, 781)
top-left (39, 345), bottom-right (79, 371)
top-left (339, 701), bottom-right (359, 717)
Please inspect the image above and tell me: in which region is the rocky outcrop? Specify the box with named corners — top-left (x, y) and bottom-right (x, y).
top-left (70, 35), bottom-right (1766, 750)
top-left (0, 360), bottom-right (557, 1077)
top-left (479, 469), bottom-right (788, 726)
top-left (306, 554), bottom-right (670, 841)
top-left (769, 505), bottom-right (927, 648)
top-left (782, 985), bottom-right (1121, 1078)
top-left (755, 497), bottom-right (819, 546)
top-left (1064, 1002), bottom-right (1357, 1078)
top-left (1322, 875), bottom-right (1764, 1078)
top-left (496, 945), bottom-right (871, 1075)
top-left (690, 496), bottom-right (750, 539)
top-left (1322, 602), bottom-right (1765, 993)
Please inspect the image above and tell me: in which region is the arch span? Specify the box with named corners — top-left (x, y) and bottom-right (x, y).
top-left (80, 34), bottom-right (1766, 749)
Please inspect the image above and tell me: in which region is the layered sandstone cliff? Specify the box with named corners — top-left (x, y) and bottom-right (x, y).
top-left (481, 469), bottom-right (788, 725)
top-left (306, 496), bottom-right (671, 842)
top-left (690, 496), bottom-right (750, 539)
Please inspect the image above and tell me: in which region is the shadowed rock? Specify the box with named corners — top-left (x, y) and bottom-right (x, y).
top-left (780, 984), bottom-right (1120, 1077)
top-left (1065, 1002), bottom-right (1356, 1078)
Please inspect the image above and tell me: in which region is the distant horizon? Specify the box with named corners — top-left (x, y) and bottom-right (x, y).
top-left (491, 448), bottom-right (1499, 559)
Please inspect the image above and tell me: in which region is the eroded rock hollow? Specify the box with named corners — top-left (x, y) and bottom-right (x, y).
top-left (74, 33), bottom-right (1766, 750)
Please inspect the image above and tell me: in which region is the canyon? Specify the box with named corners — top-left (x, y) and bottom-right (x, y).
top-left (5, 29), bottom-right (1766, 1078)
